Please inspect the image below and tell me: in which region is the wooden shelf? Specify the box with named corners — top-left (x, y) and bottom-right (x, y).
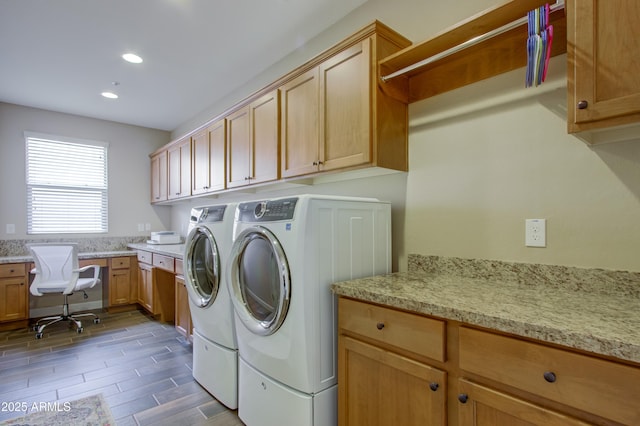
top-left (378, 0), bottom-right (567, 104)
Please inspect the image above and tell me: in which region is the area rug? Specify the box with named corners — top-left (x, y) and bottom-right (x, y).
top-left (0, 393), bottom-right (115, 426)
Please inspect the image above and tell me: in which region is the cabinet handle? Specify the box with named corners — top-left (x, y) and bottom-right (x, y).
top-left (429, 382), bottom-right (439, 392)
top-left (458, 393), bottom-right (468, 404)
top-left (376, 322), bottom-right (385, 330)
top-left (577, 100), bottom-right (588, 109)
top-left (543, 371), bottom-right (557, 383)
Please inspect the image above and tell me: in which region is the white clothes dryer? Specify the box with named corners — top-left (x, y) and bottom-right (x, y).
top-left (227, 195), bottom-right (391, 426)
top-left (184, 203), bottom-right (238, 409)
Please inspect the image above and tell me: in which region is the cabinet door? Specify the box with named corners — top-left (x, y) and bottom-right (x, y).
top-left (168, 138), bottom-right (191, 199)
top-left (569, 0), bottom-right (640, 130)
top-left (226, 106), bottom-right (251, 188)
top-left (458, 380), bottom-right (587, 426)
top-left (138, 263), bottom-right (154, 312)
top-left (320, 39), bottom-right (371, 171)
top-left (191, 129), bottom-right (210, 195)
top-left (175, 275), bottom-right (191, 339)
top-left (0, 277), bottom-right (27, 322)
top-left (338, 335), bottom-right (446, 426)
top-left (207, 119), bottom-right (226, 192)
top-left (150, 151), bottom-right (167, 203)
top-left (109, 269), bottom-right (131, 306)
top-left (192, 120), bottom-right (226, 195)
top-left (280, 67), bottom-right (320, 178)
top-left (250, 90), bottom-right (279, 184)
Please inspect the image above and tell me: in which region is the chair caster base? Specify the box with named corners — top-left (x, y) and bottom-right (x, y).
top-left (35, 333), bottom-right (43, 339)
top-left (93, 318), bottom-right (100, 324)
top-left (77, 327), bottom-right (84, 334)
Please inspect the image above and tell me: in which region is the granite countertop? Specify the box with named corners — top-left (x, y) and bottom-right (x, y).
top-left (0, 250), bottom-right (135, 264)
top-left (332, 256), bottom-right (640, 365)
top-left (127, 243), bottom-right (185, 259)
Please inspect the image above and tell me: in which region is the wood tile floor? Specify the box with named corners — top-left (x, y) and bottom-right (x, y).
top-left (0, 309), bottom-right (244, 425)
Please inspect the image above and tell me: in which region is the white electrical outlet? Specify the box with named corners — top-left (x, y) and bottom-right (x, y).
top-left (525, 219), bottom-right (546, 247)
top-left (137, 223), bottom-right (144, 232)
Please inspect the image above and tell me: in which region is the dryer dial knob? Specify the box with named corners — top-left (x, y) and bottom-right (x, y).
top-left (254, 201), bottom-right (267, 219)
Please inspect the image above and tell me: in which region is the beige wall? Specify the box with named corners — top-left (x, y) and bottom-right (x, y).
top-left (0, 102), bottom-right (172, 239)
top-left (172, 0), bottom-right (640, 273)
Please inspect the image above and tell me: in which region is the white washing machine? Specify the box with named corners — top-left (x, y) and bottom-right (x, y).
top-left (183, 203), bottom-right (238, 409)
top-left (227, 195), bottom-right (391, 426)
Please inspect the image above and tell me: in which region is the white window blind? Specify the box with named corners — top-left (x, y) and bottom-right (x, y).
top-left (26, 134), bottom-right (108, 234)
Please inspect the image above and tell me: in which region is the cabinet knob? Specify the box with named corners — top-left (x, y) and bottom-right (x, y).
top-left (458, 393), bottom-right (468, 404)
top-left (577, 100), bottom-right (588, 109)
top-left (9, 269), bottom-right (14, 273)
top-left (543, 371), bottom-right (557, 383)
top-left (312, 161), bottom-right (318, 166)
top-left (376, 322), bottom-right (385, 330)
top-left (429, 382), bottom-right (439, 392)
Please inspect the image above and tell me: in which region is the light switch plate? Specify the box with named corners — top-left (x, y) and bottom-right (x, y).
top-left (525, 219), bottom-right (546, 247)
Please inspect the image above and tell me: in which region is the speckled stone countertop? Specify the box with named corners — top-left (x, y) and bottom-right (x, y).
top-left (0, 250), bottom-right (135, 264)
top-left (332, 255), bottom-right (640, 364)
top-left (128, 243), bottom-right (185, 259)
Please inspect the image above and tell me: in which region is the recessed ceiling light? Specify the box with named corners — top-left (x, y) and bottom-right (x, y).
top-left (101, 91), bottom-right (119, 99)
top-left (122, 53), bottom-right (143, 64)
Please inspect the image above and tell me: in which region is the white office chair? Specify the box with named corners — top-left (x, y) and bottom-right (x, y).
top-left (28, 243), bottom-right (101, 339)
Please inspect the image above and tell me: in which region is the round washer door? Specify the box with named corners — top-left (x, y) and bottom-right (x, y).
top-left (185, 225), bottom-right (221, 308)
top-left (228, 226), bottom-right (291, 336)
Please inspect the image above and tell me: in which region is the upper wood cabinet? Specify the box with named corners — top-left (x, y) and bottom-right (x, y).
top-left (192, 119), bottom-right (226, 195)
top-left (567, 0), bottom-right (640, 137)
top-left (280, 68), bottom-right (319, 177)
top-left (282, 26), bottom-right (410, 179)
top-left (227, 90), bottom-right (279, 188)
top-left (150, 21), bottom-right (410, 203)
top-left (150, 150), bottom-right (167, 203)
top-left (167, 137), bottom-right (191, 199)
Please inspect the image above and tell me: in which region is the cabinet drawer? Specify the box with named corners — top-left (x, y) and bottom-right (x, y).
top-left (110, 256), bottom-right (131, 269)
top-left (137, 250), bottom-right (152, 264)
top-left (459, 327), bottom-right (640, 425)
top-left (338, 297), bottom-right (445, 362)
top-left (0, 263), bottom-right (25, 278)
top-left (152, 254), bottom-right (175, 272)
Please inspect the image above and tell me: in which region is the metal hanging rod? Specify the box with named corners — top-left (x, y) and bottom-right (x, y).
top-left (380, 0), bottom-right (565, 82)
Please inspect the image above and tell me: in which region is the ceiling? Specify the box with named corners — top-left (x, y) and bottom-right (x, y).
top-left (0, 0), bottom-right (367, 131)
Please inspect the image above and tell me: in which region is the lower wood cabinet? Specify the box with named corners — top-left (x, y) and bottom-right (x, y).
top-left (174, 273), bottom-right (192, 340)
top-left (108, 256), bottom-right (137, 307)
top-left (136, 250), bottom-right (177, 324)
top-left (338, 297), bottom-right (446, 426)
top-left (137, 261), bottom-right (155, 314)
top-left (0, 263), bottom-right (28, 324)
top-left (338, 297), bottom-right (640, 426)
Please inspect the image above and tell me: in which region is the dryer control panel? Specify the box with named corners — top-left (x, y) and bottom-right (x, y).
top-left (190, 205), bottom-right (227, 224)
top-left (238, 198), bottom-right (298, 222)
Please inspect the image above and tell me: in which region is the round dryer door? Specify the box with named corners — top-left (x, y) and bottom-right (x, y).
top-left (228, 226), bottom-right (290, 336)
top-left (185, 225), bottom-right (221, 308)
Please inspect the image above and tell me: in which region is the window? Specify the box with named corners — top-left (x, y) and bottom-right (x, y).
top-left (25, 132), bottom-right (108, 234)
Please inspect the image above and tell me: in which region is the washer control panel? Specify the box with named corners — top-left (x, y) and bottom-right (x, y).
top-left (238, 198), bottom-right (298, 222)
